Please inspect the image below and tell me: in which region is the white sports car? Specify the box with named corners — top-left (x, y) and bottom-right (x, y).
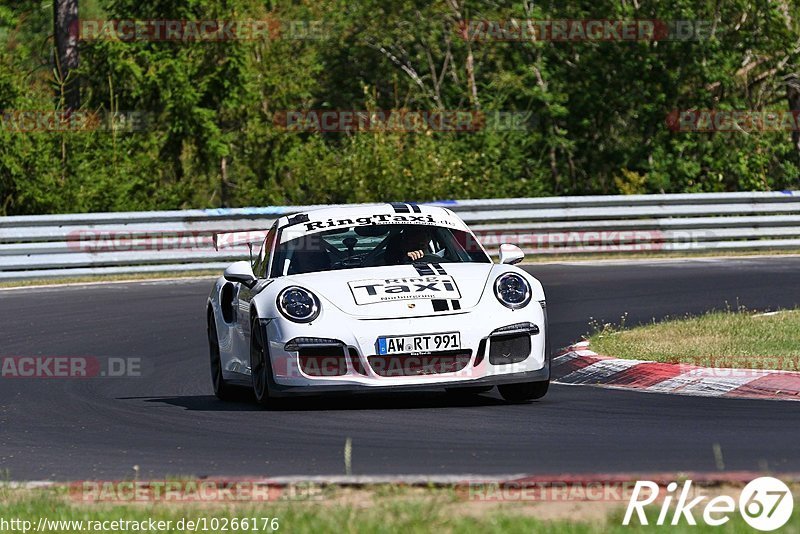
top-left (207, 203), bottom-right (549, 404)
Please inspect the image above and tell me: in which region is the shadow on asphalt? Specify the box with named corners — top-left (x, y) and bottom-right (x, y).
top-left (119, 390), bottom-right (517, 411)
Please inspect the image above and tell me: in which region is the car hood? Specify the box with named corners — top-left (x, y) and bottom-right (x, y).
top-left (287, 263), bottom-right (495, 319)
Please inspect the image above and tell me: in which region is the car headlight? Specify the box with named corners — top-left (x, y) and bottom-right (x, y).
top-left (494, 273), bottom-right (532, 309)
top-left (277, 286), bottom-right (320, 323)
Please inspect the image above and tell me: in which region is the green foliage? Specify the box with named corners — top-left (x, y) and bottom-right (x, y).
top-left (0, 0), bottom-right (799, 214)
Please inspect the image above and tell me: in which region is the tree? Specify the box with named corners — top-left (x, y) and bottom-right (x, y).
top-left (54, 0), bottom-right (79, 111)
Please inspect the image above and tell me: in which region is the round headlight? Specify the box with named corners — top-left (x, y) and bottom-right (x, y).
top-left (494, 273), bottom-right (532, 309)
top-left (277, 286), bottom-right (320, 323)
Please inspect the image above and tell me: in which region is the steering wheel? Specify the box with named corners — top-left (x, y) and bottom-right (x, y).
top-left (331, 255), bottom-right (365, 269)
top-left (403, 253), bottom-right (444, 264)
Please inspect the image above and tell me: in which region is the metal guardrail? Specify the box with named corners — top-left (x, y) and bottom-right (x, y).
top-left (1, 191), bottom-right (799, 280)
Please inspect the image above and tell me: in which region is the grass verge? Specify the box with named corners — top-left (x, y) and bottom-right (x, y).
top-left (1, 484), bottom-right (798, 533)
top-left (0, 271), bottom-right (219, 289)
top-left (588, 309), bottom-right (800, 371)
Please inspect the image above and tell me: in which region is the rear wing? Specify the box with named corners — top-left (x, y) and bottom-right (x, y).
top-left (213, 230), bottom-right (271, 251)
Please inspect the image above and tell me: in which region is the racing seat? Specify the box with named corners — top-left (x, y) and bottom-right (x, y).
top-left (383, 232), bottom-right (407, 265)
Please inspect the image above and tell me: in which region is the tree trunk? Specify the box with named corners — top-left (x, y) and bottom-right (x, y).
top-left (446, 0), bottom-right (480, 109)
top-left (786, 74), bottom-right (800, 162)
top-left (464, 43), bottom-right (480, 110)
top-left (220, 156), bottom-right (229, 208)
top-left (54, 0), bottom-right (79, 111)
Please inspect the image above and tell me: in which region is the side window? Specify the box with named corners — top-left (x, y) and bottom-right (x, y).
top-left (252, 238), bottom-right (267, 276)
top-left (252, 223), bottom-right (277, 278)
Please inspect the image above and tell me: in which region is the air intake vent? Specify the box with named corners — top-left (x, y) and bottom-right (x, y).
top-left (298, 346), bottom-right (348, 376)
top-left (368, 351), bottom-right (471, 377)
top-left (488, 333), bottom-right (531, 365)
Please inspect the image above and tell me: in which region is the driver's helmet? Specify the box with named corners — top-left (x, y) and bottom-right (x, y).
top-left (402, 226), bottom-right (432, 252)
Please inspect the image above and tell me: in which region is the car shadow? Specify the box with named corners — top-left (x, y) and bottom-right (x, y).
top-left (119, 393), bottom-right (260, 411)
top-left (120, 390), bottom-right (511, 412)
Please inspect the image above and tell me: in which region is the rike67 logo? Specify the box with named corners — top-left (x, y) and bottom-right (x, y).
top-left (623, 477), bottom-right (793, 531)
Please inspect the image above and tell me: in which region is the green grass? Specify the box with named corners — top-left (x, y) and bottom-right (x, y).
top-left (588, 309), bottom-right (800, 370)
top-left (0, 486), bottom-right (798, 534)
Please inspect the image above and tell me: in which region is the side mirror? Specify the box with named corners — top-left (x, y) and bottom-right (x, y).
top-left (224, 261), bottom-right (257, 287)
top-left (498, 243), bottom-right (524, 265)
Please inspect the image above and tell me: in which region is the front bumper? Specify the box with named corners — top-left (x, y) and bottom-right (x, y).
top-left (265, 368), bottom-right (549, 397)
top-left (251, 303), bottom-right (549, 397)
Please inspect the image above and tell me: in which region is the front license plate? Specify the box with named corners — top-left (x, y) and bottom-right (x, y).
top-left (377, 332), bottom-right (461, 355)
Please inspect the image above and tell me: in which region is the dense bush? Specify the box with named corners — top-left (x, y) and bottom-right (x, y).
top-left (0, 0), bottom-right (798, 214)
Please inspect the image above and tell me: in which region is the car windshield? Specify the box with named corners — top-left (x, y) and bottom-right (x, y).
top-left (271, 224), bottom-right (490, 276)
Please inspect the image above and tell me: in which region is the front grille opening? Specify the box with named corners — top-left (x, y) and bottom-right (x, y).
top-left (367, 350), bottom-right (472, 377)
top-left (298, 347), bottom-right (348, 377)
top-left (488, 333), bottom-right (531, 365)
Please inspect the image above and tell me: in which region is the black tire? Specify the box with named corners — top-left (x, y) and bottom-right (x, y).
top-left (250, 316), bottom-right (272, 406)
top-left (498, 380), bottom-right (549, 403)
top-left (208, 313), bottom-right (237, 401)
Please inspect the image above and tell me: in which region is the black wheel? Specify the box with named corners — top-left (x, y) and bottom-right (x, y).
top-left (250, 316), bottom-right (272, 406)
top-left (208, 313), bottom-right (237, 401)
top-left (498, 380), bottom-right (549, 403)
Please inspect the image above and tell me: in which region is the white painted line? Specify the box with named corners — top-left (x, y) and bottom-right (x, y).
top-left (648, 373), bottom-right (764, 396)
top-left (552, 351), bottom-right (583, 364)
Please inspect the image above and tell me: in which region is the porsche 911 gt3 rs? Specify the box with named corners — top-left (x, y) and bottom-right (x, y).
top-left (207, 202), bottom-right (549, 404)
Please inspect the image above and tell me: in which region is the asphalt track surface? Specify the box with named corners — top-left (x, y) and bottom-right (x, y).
top-left (2, 257), bottom-right (800, 481)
